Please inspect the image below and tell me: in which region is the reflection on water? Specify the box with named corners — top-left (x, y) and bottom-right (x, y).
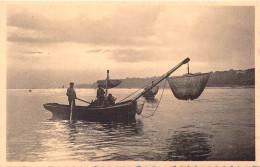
top-left (67, 123), bottom-right (78, 145)
top-left (37, 119), bottom-right (144, 161)
top-left (143, 99), bottom-right (159, 115)
top-left (7, 88), bottom-right (255, 161)
top-left (166, 131), bottom-right (212, 161)
top-left (40, 120), bottom-right (213, 161)
top-left (145, 99), bottom-right (158, 103)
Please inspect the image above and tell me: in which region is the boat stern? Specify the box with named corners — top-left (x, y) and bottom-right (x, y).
top-left (135, 100), bottom-right (145, 115)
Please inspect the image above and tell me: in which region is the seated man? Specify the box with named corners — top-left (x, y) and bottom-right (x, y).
top-left (105, 93), bottom-right (117, 106)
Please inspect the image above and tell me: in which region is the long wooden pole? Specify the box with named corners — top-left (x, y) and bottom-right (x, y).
top-left (131, 57), bottom-right (190, 102)
top-left (105, 70), bottom-right (109, 97)
top-left (76, 98), bottom-right (91, 104)
top-left (69, 100), bottom-right (73, 122)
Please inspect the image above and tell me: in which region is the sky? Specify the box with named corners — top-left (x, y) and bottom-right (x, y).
top-left (6, 3), bottom-right (255, 88)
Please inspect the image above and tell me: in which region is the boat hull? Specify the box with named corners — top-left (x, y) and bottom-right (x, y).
top-left (142, 86), bottom-right (159, 99)
top-left (43, 100), bottom-right (137, 122)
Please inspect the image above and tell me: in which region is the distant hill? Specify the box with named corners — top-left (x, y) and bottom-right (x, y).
top-left (75, 83), bottom-right (97, 88)
top-left (206, 68), bottom-right (255, 87)
top-left (75, 68), bottom-right (255, 89)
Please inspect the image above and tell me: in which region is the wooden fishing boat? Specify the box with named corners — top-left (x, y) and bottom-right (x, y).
top-left (43, 58), bottom-right (191, 122)
top-left (43, 100), bottom-right (139, 122)
top-left (142, 86), bottom-right (159, 99)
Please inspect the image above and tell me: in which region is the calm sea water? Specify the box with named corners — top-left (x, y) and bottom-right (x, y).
top-left (7, 88), bottom-right (255, 161)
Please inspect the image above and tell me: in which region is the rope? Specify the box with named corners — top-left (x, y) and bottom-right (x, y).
top-left (141, 78), bottom-right (168, 118)
top-left (117, 76), bottom-right (163, 103)
top-left (117, 87), bottom-right (144, 103)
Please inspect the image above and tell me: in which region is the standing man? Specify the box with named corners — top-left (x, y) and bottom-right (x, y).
top-left (96, 85), bottom-right (105, 105)
top-left (66, 82), bottom-right (77, 107)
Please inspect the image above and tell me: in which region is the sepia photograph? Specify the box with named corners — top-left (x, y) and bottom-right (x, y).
top-left (0, 1), bottom-right (259, 166)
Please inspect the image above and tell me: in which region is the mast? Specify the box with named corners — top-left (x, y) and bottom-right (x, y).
top-left (187, 62), bottom-right (190, 74)
top-left (131, 57), bottom-right (190, 102)
top-left (105, 70), bottom-right (109, 97)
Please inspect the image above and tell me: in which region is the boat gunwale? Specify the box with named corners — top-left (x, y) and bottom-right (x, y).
top-left (43, 100), bottom-right (134, 110)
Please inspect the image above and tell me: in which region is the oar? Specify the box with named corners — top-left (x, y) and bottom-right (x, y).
top-left (69, 100), bottom-right (73, 122)
top-left (76, 98), bottom-right (91, 104)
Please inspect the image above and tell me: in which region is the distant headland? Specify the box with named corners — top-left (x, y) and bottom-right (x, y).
top-left (75, 68), bottom-right (255, 89)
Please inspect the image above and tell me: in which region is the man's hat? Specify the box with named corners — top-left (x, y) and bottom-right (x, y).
top-left (70, 82), bottom-right (74, 85)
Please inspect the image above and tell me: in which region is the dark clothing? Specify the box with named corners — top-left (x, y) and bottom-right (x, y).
top-left (69, 99), bottom-right (76, 108)
top-left (97, 87), bottom-right (105, 102)
top-left (105, 95), bottom-right (116, 106)
top-left (67, 87), bottom-right (76, 99)
top-left (67, 87), bottom-right (76, 106)
top-left (107, 97), bottom-right (116, 105)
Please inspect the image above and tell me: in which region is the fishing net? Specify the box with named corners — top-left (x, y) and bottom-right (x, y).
top-left (97, 79), bottom-right (122, 89)
top-left (136, 100), bottom-right (145, 115)
top-left (168, 73), bottom-right (211, 100)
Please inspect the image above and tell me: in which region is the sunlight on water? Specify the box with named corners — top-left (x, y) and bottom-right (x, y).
top-left (7, 88), bottom-right (255, 161)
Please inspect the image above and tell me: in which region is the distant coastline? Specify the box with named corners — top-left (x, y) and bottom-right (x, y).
top-left (7, 68), bottom-right (255, 89)
top-left (75, 68), bottom-right (255, 89)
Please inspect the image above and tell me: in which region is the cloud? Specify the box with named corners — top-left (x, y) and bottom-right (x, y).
top-left (22, 51), bottom-right (43, 54)
top-left (109, 49), bottom-right (153, 62)
top-left (7, 5), bottom-right (163, 46)
top-left (108, 48), bottom-right (180, 62)
top-left (87, 49), bottom-right (103, 53)
top-left (8, 12), bottom-right (49, 31)
top-left (6, 5), bottom-right (255, 89)
top-left (151, 6), bottom-right (254, 67)
top-left (189, 7), bottom-right (254, 64)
